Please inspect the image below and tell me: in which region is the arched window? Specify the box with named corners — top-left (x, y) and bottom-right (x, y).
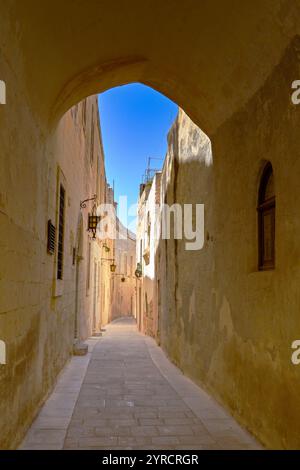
top-left (258, 162), bottom-right (275, 270)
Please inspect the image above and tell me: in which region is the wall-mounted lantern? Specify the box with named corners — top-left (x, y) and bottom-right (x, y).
top-left (135, 262), bottom-right (143, 279)
top-left (101, 257), bottom-right (117, 273)
top-left (110, 262), bottom-right (117, 273)
top-left (88, 213), bottom-right (100, 239)
top-left (103, 243), bottom-right (110, 253)
top-left (121, 276), bottom-right (126, 283)
top-left (80, 194), bottom-right (100, 240)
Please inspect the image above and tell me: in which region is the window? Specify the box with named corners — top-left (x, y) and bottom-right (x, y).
top-left (258, 162), bottom-right (275, 270)
top-left (57, 184), bottom-right (65, 279)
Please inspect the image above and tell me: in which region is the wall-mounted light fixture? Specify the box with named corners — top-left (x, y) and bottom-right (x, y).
top-left (101, 258), bottom-right (117, 273)
top-left (135, 262), bottom-right (143, 278)
top-left (88, 213), bottom-right (100, 239)
top-left (110, 262), bottom-right (117, 273)
top-left (80, 194), bottom-right (100, 240)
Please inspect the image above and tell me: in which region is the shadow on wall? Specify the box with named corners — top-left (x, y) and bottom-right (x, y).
top-left (156, 37), bottom-right (300, 450)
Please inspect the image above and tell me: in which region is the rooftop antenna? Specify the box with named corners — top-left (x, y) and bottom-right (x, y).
top-left (142, 157), bottom-right (164, 184)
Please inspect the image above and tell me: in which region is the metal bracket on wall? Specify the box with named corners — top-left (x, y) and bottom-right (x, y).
top-left (80, 194), bottom-right (97, 209)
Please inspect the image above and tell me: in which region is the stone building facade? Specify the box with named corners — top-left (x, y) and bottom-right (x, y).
top-left (138, 101), bottom-right (300, 449)
top-left (136, 173), bottom-right (161, 337)
top-left (0, 95), bottom-right (114, 448)
top-left (1, 2), bottom-right (300, 449)
top-left (111, 220), bottom-right (137, 321)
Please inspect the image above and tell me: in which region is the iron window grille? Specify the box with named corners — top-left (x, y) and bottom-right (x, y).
top-left (47, 220), bottom-right (56, 255)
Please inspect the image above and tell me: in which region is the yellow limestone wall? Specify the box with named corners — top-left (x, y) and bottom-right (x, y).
top-left (0, 95), bottom-right (112, 448)
top-left (158, 39), bottom-right (300, 449)
top-left (111, 220), bottom-right (136, 321)
top-left (0, 1), bottom-right (300, 450)
top-left (136, 173), bottom-right (161, 338)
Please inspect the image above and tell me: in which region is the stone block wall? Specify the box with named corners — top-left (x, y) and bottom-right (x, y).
top-left (0, 94), bottom-right (112, 448)
top-left (158, 38), bottom-right (300, 449)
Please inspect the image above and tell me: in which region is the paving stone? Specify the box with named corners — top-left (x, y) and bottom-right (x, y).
top-left (163, 417), bottom-right (195, 426)
top-left (117, 437), bottom-right (150, 446)
top-left (158, 410), bottom-right (187, 418)
top-left (21, 318), bottom-right (261, 450)
top-left (131, 426), bottom-right (158, 437)
top-left (158, 425), bottom-right (194, 436)
top-left (32, 416), bottom-right (70, 429)
top-left (138, 418), bottom-right (165, 426)
top-left (108, 418), bottom-right (137, 426)
top-left (66, 426), bottom-right (95, 437)
top-left (75, 436), bottom-right (118, 447)
top-left (134, 410), bottom-right (158, 418)
top-left (23, 429), bottom-right (67, 445)
top-left (151, 436), bottom-right (180, 446)
top-left (179, 435), bottom-right (217, 445)
top-left (94, 426), bottom-right (132, 437)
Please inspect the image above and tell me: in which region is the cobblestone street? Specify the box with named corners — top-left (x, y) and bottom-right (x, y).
top-left (20, 318), bottom-right (261, 450)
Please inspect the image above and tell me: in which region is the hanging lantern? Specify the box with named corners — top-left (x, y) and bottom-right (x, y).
top-left (88, 214), bottom-right (100, 239)
top-left (103, 243), bottom-right (110, 253)
top-left (80, 194), bottom-right (100, 240)
top-left (87, 199), bottom-right (100, 240)
top-left (110, 262), bottom-right (117, 273)
top-left (135, 262), bottom-right (143, 278)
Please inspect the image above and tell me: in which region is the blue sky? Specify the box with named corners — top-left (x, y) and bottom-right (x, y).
top-left (98, 84), bottom-right (178, 230)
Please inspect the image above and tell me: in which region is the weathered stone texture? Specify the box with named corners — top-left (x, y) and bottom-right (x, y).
top-left (111, 220), bottom-right (136, 321)
top-left (158, 39), bottom-right (300, 449)
top-left (0, 95), bottom-right (113, 448)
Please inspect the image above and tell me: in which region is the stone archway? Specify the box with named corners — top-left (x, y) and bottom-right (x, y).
top-left (2, 1), bottom-right (299, 134)
top-left (1, 0), bottom-right (300, 450)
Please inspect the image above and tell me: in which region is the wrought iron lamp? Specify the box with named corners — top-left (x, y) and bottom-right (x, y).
top-left (101, 257), bottom-right (117, 273)
top-left (88, 213), bottom-right (100, 239)
top-left (135, 262), bottom-right (143, 278)
top-left (110, 262), bottom-right (117, 273)
top-left (80, 194), bottom-right (100, 240)
top-left (102, 243), bottom-right (110, 253)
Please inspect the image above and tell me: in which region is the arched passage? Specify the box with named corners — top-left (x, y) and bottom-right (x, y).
top-left (1, 0), bottom-right (300, 451)
top-left (2, 1), bottom-right (299, 133)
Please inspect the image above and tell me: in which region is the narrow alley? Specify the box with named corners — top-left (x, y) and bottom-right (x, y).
top-left (21, 318), bottom-right (260, 450)
top-left (2, 1), bottom-right (300, 454)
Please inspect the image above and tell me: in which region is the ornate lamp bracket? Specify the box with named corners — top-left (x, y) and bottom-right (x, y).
top-left (80, 194), bottom-right (97, 209)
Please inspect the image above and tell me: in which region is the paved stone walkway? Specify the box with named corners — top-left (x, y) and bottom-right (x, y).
top-left (21, 317), bottom-right (261, 450)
